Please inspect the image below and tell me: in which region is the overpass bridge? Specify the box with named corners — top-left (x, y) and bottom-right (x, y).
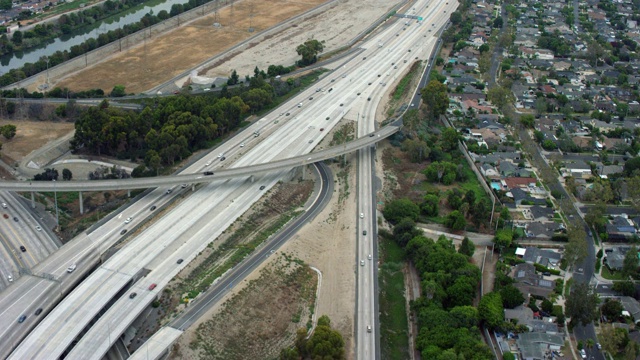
top-left (0, 122), bottom-right (401, 193)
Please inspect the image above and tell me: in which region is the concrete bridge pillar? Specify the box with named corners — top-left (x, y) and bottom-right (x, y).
top-left (127, 190), bottom-right (131, 198)
top-left (301, 164), bottom-right (307, 180)
top-left (30, 192), bottom-right (35, 209)
top-left (78, 191), bottom-right (83, 215)
top-left (191, 184), bottom-right (195, 192)
top-left (249, 175), bottom-right (254, 183)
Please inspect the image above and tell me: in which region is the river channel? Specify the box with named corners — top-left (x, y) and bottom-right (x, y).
top-left (1, 0), bottom-right (188, 71)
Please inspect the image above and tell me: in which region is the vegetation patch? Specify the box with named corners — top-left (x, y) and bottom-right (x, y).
top-left (378, 232), bottom-right (410, 360)
top-left (174, 181), bottom-right (313, 299)
top-left (186, 255), bottom-right (318, 360)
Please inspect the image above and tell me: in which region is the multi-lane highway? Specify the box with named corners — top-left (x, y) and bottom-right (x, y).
top-left (0, 191), bottom-right (59, 290)
top-left (3, 0), bottom-right (456, 358)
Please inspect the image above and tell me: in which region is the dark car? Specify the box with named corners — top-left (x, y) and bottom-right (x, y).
top-left (204, 171), bottom-right (214, 176)
top-left (285, 113), bottom-right (290, 116)
top-left (220, 157), bottom-right (226, 161)
top-left (129, 292), bottom-right (137, 299)
top-left (18, 315), bottom-right (26, 323)
top-left (2, 214), bottom-right (7, 219)
top-left (120, 229), bottom-right (127, 235)
top-left (150, 206), bottom-right (157, 211)
top-left (260, 186), bottom-right (266, 190)
top-left (34, 308), bottom-right (43, 316)
top-left (363, 230), bottom-right (367, 236)
top-left (19, 246), bottom-right (26, 252)
top-left (177, 259), bottom-right (184, 264)
top-left (13, 217), bottom-right (18, 222)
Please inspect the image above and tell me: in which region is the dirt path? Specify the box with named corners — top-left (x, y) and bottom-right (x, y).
top-left (404, 261), bottom-right (421, 360)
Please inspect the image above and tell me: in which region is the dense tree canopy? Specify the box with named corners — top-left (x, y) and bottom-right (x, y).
top-left (478, 292), bottom-right (504, 329)
top-left (421, 80), bottom-right (449, 120)
top-left (70, 78), bottom-right (286, 170)
top-left (383, 198), bottom-right (420, 224)
top-left (566, 283), bottom-right (600, 327)
top-left (296, 39), bottom-right (324, 66)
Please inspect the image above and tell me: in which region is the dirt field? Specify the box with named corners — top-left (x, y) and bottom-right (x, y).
top-left (173, 256), bottom-right (317, 359)
top-left (0, 120), bottom-right (74, 166)
top-left (204, 0), bottom-right (396, 79)
top-left (55, 0), bottom-right (396, 93)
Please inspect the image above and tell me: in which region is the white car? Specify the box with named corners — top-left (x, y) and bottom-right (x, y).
top-left (205, 161), bottom-right (211, 166)
top-left (360, 213), bottom-right (364, 219)
top-left (7, 275), bottom-right (13, 282)
top-left (124, 217), bottom-right (132, 224)
top-left (35, 226), bottom-right (42, 232)
top-left (360, 260), bottom-right (365, 266)
top-left (580, 349), bottom-right (586, 359)
top-left (240, 143), bottom-right (245, 147)
top-left (368, 254), bottom-right (372, 260)
top-left (67, 264), bottom-right (77, 273)
top-left (1, 203), bottom-right (6, 209)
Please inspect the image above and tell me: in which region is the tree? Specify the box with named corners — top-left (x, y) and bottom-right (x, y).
top-left (541, 299), bottom-right (553, 313)
top-left (383, 198), bottom-right (420, 224)
top-left (0, 124), bottom-right (16, 140)
top-left (296, 39), bottom-right (324, 66)
top-left (62, 168), bottom-right (72, 181)
top-left (520, 114), bottom-right (535, 129)
top-left (601, 299), bottom-right (624, 320)
top-left (493, 16), bottom-right (503, 28)
top-left (600, 323), bottom-right (626, 356)
top-left (478, 43), bottom-right (490, 54)
top-left (227, 69), bottom-right (240, 85)
top-left (11, 30), bottom-right (22, 45)
top-left (499, 285), bottom-right (525, 309)
top-left (612, 281), bottom-right (635, 296)
top-left (458, 237), bottom-right (475, 257)
top-left (421, 80), bottom-right (449, 120)
top-left (450, 11), bottom-right (462, 25)
top-left (110, 85), bottom-right (126, 97)
top-left (503, 353), bottom-right (516, 360)
top-left (493, 229), bottom-right (513, 251)
top-left (487, 86), bottom-right (514, 110)
top-left (422, 194), bottom-right (440, 217)
top-left (478, 292), bottom-right (504, 329)
top-left (566, 282), bottom-right (600, 327)
top-left (441, 127), bottom-right (459, 151)
top-left (0, 0), bottom-right (12, 11)
top-left (445, 210), bottom-right (466, 231)
top-left (622, 245), bottom-right (639, 278)
top-left (303, 315), bottom-right (344, 359)
top-left (564, 223), bottom-right (588, 270)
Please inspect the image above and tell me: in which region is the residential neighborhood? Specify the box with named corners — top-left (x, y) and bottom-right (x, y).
top-left (437, 0), bottom-right (640, 357)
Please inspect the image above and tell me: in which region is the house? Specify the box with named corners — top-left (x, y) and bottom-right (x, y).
top-left (563, 161), bottom-right (592, 179)
top-left (505, 305), bottom-right (534, 324)
top-left (525, 222), bottom-right (564, 240)
top-left (504, 177), bottom-right (537, 190)
top-left (620, 296), bottom-right (640, 324)
top-left (516, 332), bottom-right (564, 360)
top-left (520, 247), bottom-right (562, 268)
top-left (606, 216), bottom-right (637, 242)
top-left (480, 164), bottom-right (499, 178)
top-left (597, 164), bottom-right (623, 178)
top-left (512, 263), bottom-right (555, 298)
top-left (529, 319), bottom-right (559, 335)
top-left (604, 246), bottom-right (631, 270)
top-left (499, 161), bottom-right (517, 177)
top-left (529, 206), bottom-right (555, 222)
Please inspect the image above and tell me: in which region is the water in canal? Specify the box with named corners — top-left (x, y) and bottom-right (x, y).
top-left (1, 0), bottom-right (188, 71)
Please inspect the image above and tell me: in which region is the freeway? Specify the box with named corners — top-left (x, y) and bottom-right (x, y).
top-left (5, 0), bottom-right (455, 357)
top-left (0, 191), bottom-right (59, 290)
top-left (65, 163), bottom-right (333, 360)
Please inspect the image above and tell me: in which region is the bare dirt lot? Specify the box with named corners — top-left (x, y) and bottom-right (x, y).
top-left (56, 0), bottom-right (396, 93)
top-left (173, 256), bottom-right (318, 360)
top-left (0, 120), bottom-right (74, 166)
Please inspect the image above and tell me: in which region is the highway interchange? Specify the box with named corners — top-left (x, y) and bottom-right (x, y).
top-left (0, 0), bottom-right (457, 358)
